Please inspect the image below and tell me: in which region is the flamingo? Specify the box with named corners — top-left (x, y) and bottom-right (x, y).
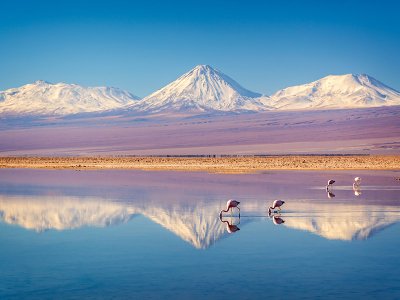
top-left (353, 177), bottom-right (361, 189)
top-left (268, 200), bottom-right (285, 214)
top-left (326, 179), bottom-right (335, 191)
top-left (353, 177), bottom-right (362, 196)
top-left (220, 199), bottom-right (240, 217)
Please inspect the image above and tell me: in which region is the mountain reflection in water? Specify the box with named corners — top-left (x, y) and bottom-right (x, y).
top-left (1, 194), bottom-right (400, 248)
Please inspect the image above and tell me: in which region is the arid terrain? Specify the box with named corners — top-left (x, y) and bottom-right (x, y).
top-left (1, 106), bottom-right (399, 156)
top-left (1, 155), bottom-right (399, 173)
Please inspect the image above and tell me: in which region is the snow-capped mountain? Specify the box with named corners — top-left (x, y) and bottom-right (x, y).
top-left (1, 70), bottom-right (399, 117)
top-left (132, 65), bottom-right (263, 113)
top-left (261, 74), bottom-right (400, 110)
top-left (0, 80), bottom-right (139, 116)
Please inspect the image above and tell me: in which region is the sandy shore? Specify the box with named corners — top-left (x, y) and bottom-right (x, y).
top-left (0, 156), bottom-right (399, 173)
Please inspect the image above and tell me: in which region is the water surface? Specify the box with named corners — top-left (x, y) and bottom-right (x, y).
top-left (1, 169), bottom-right (400, 299)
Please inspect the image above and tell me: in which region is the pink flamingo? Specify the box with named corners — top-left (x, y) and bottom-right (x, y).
top-left (220, 199), bottom-right (240, 217)
top-left (326, 179), bottom-right (335, 191)
top-left (268, 200), bottom-right (285, 214)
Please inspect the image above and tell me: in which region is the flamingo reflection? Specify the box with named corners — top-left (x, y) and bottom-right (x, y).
top-left (327, 191), bottom-right (336, 198)
top-left (219, 215), bottom-right (240, 233)
top-left (272, 215), bottom-right (285, 225)
top-left (353, 186), bottom-right (362, 196)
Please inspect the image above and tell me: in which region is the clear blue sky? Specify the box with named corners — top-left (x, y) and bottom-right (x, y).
top-left (1, 0), bottom-right (399, 97)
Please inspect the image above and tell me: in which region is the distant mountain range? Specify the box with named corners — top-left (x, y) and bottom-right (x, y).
top-left (1, 65), bottom-right (399, 116)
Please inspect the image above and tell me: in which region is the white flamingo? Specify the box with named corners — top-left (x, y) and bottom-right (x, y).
top-left (353, 177), bottom-right (361, 188)
top-left (268, 200), bottom-right (285, 214)
top-left (220, 199), bottom-right (240, 217)
top-left (353, 177), bottom-right (362, 196)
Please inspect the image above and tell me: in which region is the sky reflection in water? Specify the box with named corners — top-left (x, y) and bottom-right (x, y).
top-left (0, 169), bottom-right (400, 299)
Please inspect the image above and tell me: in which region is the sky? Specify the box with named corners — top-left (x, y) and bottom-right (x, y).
top-left (0, 0), bottom-right (399, 97)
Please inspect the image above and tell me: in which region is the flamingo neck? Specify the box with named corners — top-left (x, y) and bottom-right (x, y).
top-left (220, 209), bottom-right (230, 214)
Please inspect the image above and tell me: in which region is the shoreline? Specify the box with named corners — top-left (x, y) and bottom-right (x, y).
top-left (0, 155), bottom-right (399, 173)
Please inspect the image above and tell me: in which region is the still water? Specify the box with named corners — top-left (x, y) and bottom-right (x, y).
top-left (0, 169), bottom-right (400, 299)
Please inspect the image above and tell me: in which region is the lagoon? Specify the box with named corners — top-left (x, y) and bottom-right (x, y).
top-left (1, 169), bottom-right (400, 299)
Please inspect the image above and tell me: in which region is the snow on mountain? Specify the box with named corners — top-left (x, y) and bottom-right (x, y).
top-left (132, 65), bottom-right (263, 113)
top-left (0, 80), bottom-right (139, 116)
top-left (1, 71), bottom-right (399, 117)
top-left (261, 74), bottom-right (400, 110)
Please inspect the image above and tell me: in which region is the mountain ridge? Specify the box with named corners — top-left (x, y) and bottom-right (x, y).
top-left (0, 80), bottom-right (140, 116)
top-left (1, 67), bottom-right (400, 116)
top-left (261, 73), bottom-right (400, 110)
